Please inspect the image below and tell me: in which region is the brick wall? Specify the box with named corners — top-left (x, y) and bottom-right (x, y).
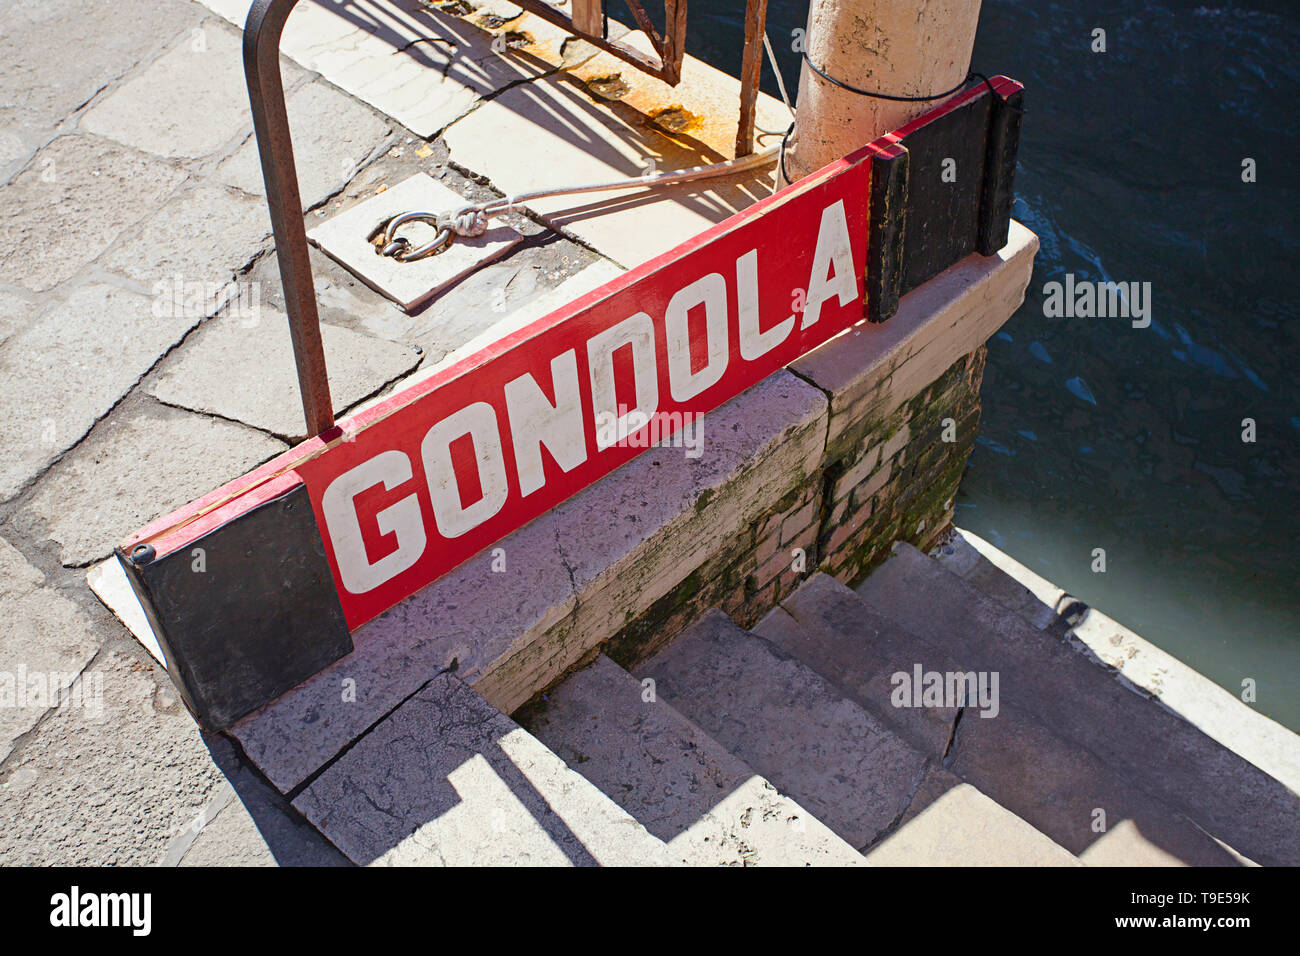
top-left (604, 345), bottom-right (987, 672)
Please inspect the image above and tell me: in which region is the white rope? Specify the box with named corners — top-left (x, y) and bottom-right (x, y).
top-left (380, 145), bottom-right (780, 258)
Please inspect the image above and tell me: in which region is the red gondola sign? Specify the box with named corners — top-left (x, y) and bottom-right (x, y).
top-left (119, 77), bottom-right (1023, 728)
top-left (306, 158), bottom-right (868, 627)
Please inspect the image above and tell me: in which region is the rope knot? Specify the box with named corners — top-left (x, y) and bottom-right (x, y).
top-left (442, 209), bottom-right (489, 237)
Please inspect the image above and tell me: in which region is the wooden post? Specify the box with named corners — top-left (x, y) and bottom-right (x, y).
top-left (735, 0), bottom-right (769, 157)
top-left (782, 0), bottom-right (983, 184)
top-left (571, 0), bottom-right (604, 36)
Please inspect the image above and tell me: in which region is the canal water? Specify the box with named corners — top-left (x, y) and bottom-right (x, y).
top-left (686, 0), bottom-right (1300, 731)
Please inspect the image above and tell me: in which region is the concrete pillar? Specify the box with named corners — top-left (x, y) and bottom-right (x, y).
top-left (783, 0), bottom-right (983, 184)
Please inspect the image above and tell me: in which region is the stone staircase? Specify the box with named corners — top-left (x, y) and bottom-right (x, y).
top-left (292, 540), bottom-right (1300, 866)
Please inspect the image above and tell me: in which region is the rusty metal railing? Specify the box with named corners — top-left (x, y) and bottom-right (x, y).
top-left (244, 0), bottom-right (334, 437)
top-left (242, 0), bottom-right (772, 439)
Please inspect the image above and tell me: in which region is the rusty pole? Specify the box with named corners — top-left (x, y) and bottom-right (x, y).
top-left (244, 0), bottom-right (335, 438)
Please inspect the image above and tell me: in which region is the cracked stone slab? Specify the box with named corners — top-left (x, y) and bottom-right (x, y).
top-left (0, 537), bottom-right (104, 764)
top-left (638, 610), bottom-right (929, 851)
top-left (0, 0), bottom-right (198, 150)
top-left (308, 173), bottom-right (524, 312)
top-left (81, 20), bottom-right (295, 160)
top-left (0, 645), bottom-right (227, 865)
top-left (522, 655), bottom-right (863, 865)
top-left (230, 368), bottom-right (825, 793)
top-left (442, 53), bottom-right (781, 269)
top-left (292, 672), bottom-right (670, 866)
top-left (0, 282), bottom-right (199, 502)
top-left (14, 400), bottom-right (287, 568)
top-left (863, 768), bottom-right (1080, 866)
top-left (101, 184), bottom-right (272, 299)
top-left (147, 307), bottom-right (422, 441)
top-left (216, 79), bottom-right (393, 211)
top-left (0, 134), bottom-right (187, 293)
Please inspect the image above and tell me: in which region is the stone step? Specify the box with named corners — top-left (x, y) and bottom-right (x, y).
top-left (863, 767), bottom-right (1080, 867)
top-left (754, 574), bottom-right (958, 759)
top-left (931, 531), bottom-right (1059, 629)
top-left (766, 572), bottom-right (1237, 865)
top-left (519, 655), bottom-right (863, 866)
top-left (636, 609), bottom-right (929, 851)
top-left (854, 543), bottom-right (1300, 866)
top-left (291, 672), bottom-right (673, 866)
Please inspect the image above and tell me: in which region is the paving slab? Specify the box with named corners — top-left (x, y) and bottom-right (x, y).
top-left (15, 399), bottom-right (287, 567)
top-left (443, 67), bottom-right (779, 269)
top-left (198, 0), bottom-right (606, 77)
top-left (292, 672), bottom-right (670, 866)
top-left (0, 134), bottom-right (187, 293)
top-left (216, 79), bottom-right (394, 211)
top-left (638, 610), bottom-right (929, 850)
top-left (380, 257), bottom-right (625, 397)
top-left (80, 20), bottom-right (288, 160)
top-left (855, 542), bottom-right (1300, 866)
top-left (231, 368), bottom-right (826, 793)
top-left (202, 0), bottom-right (576, 139)
top-left (0, 646), bottom-right (227, 866)
top-left (161, 735), bottom-right (349, 867)
top-left (101, 183), bottom-right (272, 298)
top-left (308, 173), bottom-right (524, 312)
top-left (522, 655), bottom-right (862, 866)
top-left (0, 537), bottom-right (104, 764)
top-left (864, 768), bottom-right (1080, 866)
top-left (147, 307), bottom-right (422, 441)
top-left (0, 282), bottom-right (199, 502)
top-left (0, 0), bottom-right (197, 149)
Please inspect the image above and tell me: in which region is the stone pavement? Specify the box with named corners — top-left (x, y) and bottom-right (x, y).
top-left (0, 0), bottom-right (787, 864)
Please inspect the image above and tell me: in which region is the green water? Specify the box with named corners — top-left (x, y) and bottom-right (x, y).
top-left (686, 0), bottom-right (1300, 731)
